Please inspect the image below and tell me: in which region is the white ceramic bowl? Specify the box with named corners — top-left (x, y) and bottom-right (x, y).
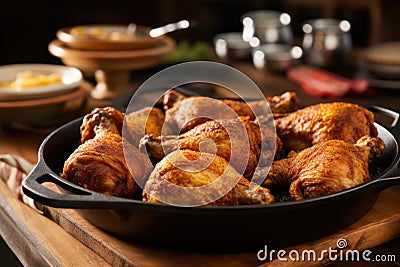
top-left (0, 64), bottom-right (83, 101)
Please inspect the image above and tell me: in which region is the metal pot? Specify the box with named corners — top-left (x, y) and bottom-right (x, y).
top-left (252, 44), bottom-right (303, 73)
top-left (213, 32), bottom-right (254, 60)
top-left (241, 10), bottom-right (293, 45)
top-left (22, 105), bottom-right (400, 251)
top-left (302, 19), bottom-right (352, 70)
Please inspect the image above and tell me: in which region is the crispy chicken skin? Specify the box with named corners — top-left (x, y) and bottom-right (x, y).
top-left (62, 91), bottom-right (383, 205)
top-left (80, 106), bottom-right (124, 144)
top-left (262, 136), bottom-right (385, 200)
top-left (140, 117), bottom-right (281, 178)
top-left (163, 89), bottom-right (300, 114)
top-left (164, 95), bottom-right (239, 134)
top-left (143, 149), bottom-right (274, 206)
top-left (124, 106), bottom-right (172, 147)
top-left (62, 107), bottom-right (153, 199)
top-left (163, 90), bottom-right (300, 133)
top-left (163, 89), bottom-right (187, 110)
top-left (265, 91), bottom-right (301, 114)
top-left (275, 102), bottom-right (378, 151)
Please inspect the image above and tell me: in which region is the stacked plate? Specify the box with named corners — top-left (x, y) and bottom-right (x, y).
top-left (49, 24), bottom-right (176, 99)
top-left (359, 41), bottom-right (400, 90)
top-left (0, 64), bottom-right (89, 128)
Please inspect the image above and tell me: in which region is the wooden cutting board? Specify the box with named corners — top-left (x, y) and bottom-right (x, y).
top-left (42, 184), bottom-right (400, 267)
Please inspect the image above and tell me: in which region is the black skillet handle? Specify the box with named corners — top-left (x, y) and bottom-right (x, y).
top-left (367, 105), bottom-right (400, 190)
top-left (22, 163), bottom-right (133, 209)
top-left (369, 105), bottom-right (400, 131)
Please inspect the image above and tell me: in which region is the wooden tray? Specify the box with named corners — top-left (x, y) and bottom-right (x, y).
top-left (42, 184), bottom-right (400, 267)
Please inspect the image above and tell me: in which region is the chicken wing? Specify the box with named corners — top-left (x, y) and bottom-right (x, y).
top-left (140, 117), bottom-right (281, 178)
top-left (143, 149), bottom-right (274, 206)
top-left (275, 102), bottom-right (378, 151)
top-left (62, 107), bottom-right (153, 199)
top-left (262, 136), bottom-right (385, 200)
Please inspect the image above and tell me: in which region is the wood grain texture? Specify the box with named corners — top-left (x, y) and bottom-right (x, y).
top-left (0, 180), bottom-right (110, 266)
top-left (43, 183), bottom-right (400, 267)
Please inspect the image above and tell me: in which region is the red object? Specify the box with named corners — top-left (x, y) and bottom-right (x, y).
top-left (287, 65), bottom-right (369, 98)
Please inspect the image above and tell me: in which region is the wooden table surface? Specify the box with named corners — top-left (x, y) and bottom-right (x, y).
top-left (0, 62), bottom-right (399, 266)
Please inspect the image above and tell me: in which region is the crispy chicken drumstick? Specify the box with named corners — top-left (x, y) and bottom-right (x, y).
top-left (143, 149), bottom-right (274, 206)
top-left (62, 107), bottom-right (153, 198)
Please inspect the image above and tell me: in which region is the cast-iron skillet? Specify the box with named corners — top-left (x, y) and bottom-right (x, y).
top-left (22, 105), bottom-right (400, 251)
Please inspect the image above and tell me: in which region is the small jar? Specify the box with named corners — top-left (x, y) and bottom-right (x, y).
top-left (302, 19), bottom-right (352, 70)
top-left (241, 10), bottom-right (293, 45)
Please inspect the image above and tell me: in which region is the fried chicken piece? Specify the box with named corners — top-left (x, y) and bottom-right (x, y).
top-left (275, 102), bottom-right (378, 151)
top-left (164, 90), bottom-right (300, 114)
top-left (140, 118), bottom-right (281, 178)
top-left (124, 107), bottom-right (172, 147)
top-left (265, 91), bottom-right (301, 114)
top-left (62, 107), bottom-right (153, 199)
top-left (163, 89), bottom-right (187, 110)
top-left (262, 136), bottom-right (385, 200)
top-left (143, 149), bottom-right (274, 206)
top-left (80, 106), bottom-right (124, 143)
top-left (163, 90), bottom-right (300, 133)
top-left (164, 95), bottom-right (239, 133)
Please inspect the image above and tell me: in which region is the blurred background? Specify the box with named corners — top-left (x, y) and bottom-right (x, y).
top-left (1, 0), bottom-right (400, 65)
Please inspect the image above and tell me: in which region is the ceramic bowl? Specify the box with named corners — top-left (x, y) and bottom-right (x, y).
top-left (57, 24), bottom-right (166, 51)
top-left (0, 64), bottom-right (82, 101)
top-left (0, 82), bottom-right (90, 128)
top-left (48, 37), bottom-right (176, 99)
